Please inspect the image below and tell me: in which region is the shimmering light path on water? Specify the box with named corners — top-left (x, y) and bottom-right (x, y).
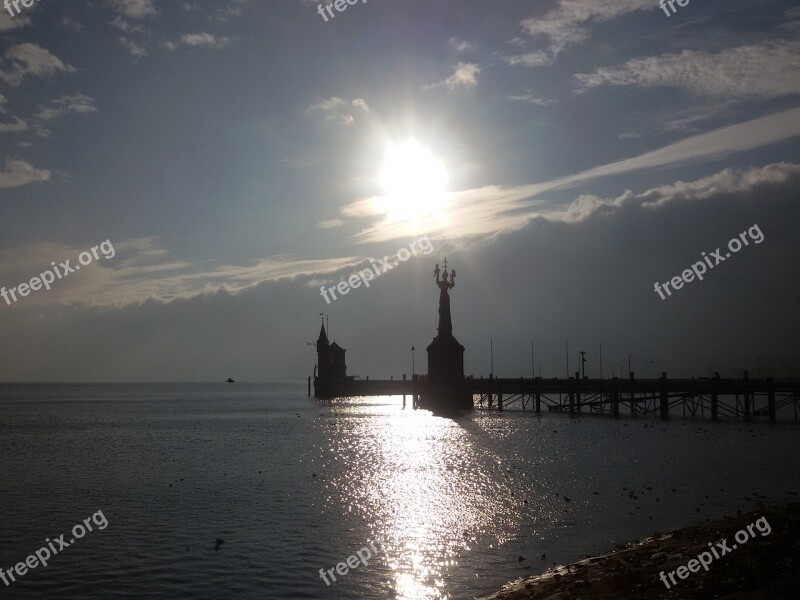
top-left (1, 384), bottom-right (798, 599)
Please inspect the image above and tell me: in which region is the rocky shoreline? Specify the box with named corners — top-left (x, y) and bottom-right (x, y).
top-left (477, 502), bottom-right (800, 599)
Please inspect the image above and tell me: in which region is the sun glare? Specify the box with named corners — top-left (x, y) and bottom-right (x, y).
top-left (377, 139), bottom-right (449, 223)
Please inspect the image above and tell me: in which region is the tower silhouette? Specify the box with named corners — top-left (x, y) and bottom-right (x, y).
top-left (315, 317), bottom-right (347, 397)
top-left (423, 258), bottom-right (472, 411)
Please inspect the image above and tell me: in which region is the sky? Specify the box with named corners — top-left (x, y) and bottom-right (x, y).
top-left (0, 0), bottom-right (799, 382)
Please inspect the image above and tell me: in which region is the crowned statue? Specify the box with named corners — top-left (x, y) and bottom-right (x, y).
top-left (434, 258), bottom-right (456, 336)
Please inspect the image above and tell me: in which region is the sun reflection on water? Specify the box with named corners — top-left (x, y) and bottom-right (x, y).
top-left (314, 396), bottom-right (535, 599)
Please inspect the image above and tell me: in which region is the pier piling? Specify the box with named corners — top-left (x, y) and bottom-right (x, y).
top-left (629, 372), bottom-right (635, 416)
top-left (744, 370), bottom-right (751, 421)
top-left (768, 377), bottom-right (776, 422)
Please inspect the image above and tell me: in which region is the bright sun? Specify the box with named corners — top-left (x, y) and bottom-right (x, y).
top-left (377, 139), bottom-right (449, 223)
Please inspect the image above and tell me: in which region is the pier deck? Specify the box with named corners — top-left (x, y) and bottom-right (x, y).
top-left (311, 373), bottom-right (800, 422)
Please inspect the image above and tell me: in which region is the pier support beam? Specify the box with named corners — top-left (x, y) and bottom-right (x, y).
top-left (498, 391), bottom-right (503, 412)
top-left (659, 372), bottom-right (669, 420)
top-left (743, 370), bottom-right (751, 421)
top-left (768, 377), bottom-right (776, 423)
top-left (575, 372), bottom-right (581, 412)
top-left (568, 377), bottom-right (575, 415)
top-left (629, 372), bottom-right (635, 416)
top-left (711, 373), bottom-right (719, 421)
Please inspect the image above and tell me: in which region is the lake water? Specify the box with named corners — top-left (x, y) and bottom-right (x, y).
top-left (1, 383), bottom-right (798, 599)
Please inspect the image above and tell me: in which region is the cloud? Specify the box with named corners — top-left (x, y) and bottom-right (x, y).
top-left (35, 94), bottom-right (97, 121)
top-left (2, 171), bottom-right (797, 382)
top-left (307, 96), bottom-right (368, 126)
top-left (167, 33), bottom-right (232, 50)
top-left (110, 15), bottom-right (148, 33)
top-left (352, 98), bottom-right (370, 112)
top-left (0, 236), bottom-right (365, 307)
top-left (518, 0), bottom-right (654, 61)
top-left (507, 92), bottom-right (557, 106)
top-left (574, 40), bottom-right (800, 99)
top-left (0, 44), bottom-right (75, 86)
top-left (0, 94), bottom-right (28, 133)
top-left (308, 96), bottom-right (347, 112)
top-left (0, 117), bottom-right (28, 134)
top-left (107, 0), bottom-right (159, 55)
top-left (425, 62), bottom-right (480, 90)
top-left (182, 0), bottom-right (249, 21)
top-left (543, 107), bottom-right (800, 188)
top-left (108, 0), bottom-right (158, 19)
top-left (0, 10), bottom-right (30, 32)
top-left (342, 108), bottom-right (800, 242)
top-left (61, 17), bottom-right (84, 31)
top-left (32, 94), bottom-right (97, 135)
top-left (553, 162), bottom-right (800, 222)
top-left (118, 37), bottom-right (148, 57)
top-left (318, 218), bottom-right (344, 229)
top-left (501, 51), bottom-right (553, 68)
top-left (449, 38), bottom-right (475, 53)
top-left (618, 101), bottom-right (739, 139)
top-left (0, 159), bottom-right (50, 189)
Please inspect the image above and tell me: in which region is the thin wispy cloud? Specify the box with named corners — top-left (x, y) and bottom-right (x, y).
top-left (307, 96), bottom-right (370, 126)
top-left (0, 44), bottom-right (75, 87)
top-left (0, 159), bottom-right (50, 189)
top-left (108, 0), bottom-right (158, 19)
top-left (514, 0), bottom-right (654, 64)
top-left (0, 10), bottom-right (30, 32)
top-left (0, 236), bottom-right (363, 307)
top-left (425, 62), bottom-right (480, 90)
top-left (345, 108), bottom-right (800, 242)
top-left (554, 162), bottom-right (800, 222)
top-left (575, 40), bottom-right (800, 99)
top-left (507, 92), bottom-right (557, 106)
top-left (166, 33), bottom-right (232, 50)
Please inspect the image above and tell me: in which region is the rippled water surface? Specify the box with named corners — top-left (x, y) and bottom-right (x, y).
top-left (1, 383), bottom-right (799, 599)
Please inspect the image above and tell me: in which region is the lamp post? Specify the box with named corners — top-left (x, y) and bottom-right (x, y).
top-left (538, 364), bottom-right (543, 378)
top-left (628, 354), bottom-right (633, 378)
top-left (411, 346), bottom-right (415, 378)
top-left (579, 351), bottom-right (586, 380)
top-left (530, 339), bottom-right (534, 379)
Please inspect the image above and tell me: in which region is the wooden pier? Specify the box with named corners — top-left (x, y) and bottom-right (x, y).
top-left (310, 371), bottom-right (800, 422)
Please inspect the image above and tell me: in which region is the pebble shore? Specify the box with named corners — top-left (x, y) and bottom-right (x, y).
top-left (477, 502), bottom-right (800, 599)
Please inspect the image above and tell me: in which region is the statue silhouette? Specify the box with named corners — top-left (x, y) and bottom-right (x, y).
top-left (436, 263), bottom-right (455, 336)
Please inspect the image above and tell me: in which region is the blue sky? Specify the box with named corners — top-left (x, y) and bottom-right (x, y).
top-left (1, 0), bottom-right (799, 381)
